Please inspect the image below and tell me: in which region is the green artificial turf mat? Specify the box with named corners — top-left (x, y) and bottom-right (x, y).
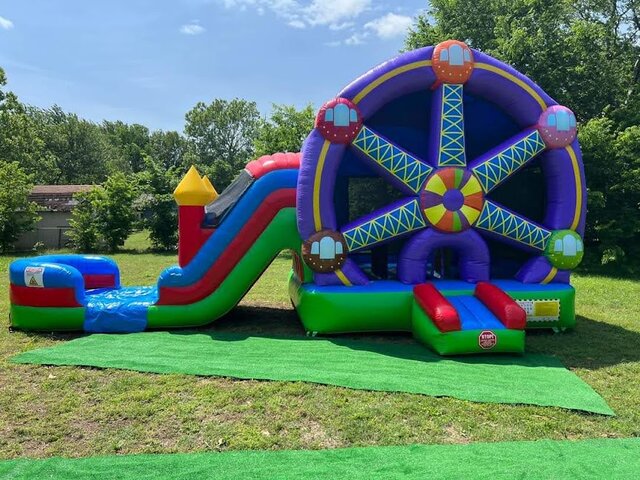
top-left (12, 331), bottom-right (613, 415)
top-left (2, 438), bottom-right (638, 479)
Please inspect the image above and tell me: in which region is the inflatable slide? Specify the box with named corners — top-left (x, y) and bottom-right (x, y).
top-left (10, 154), bottom-right (303, 333)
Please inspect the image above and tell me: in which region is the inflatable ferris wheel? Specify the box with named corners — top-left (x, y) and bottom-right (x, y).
top-left (297, 40), bottom-right (586, 287)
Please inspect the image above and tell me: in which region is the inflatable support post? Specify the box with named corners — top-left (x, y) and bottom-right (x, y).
top-left (173, 166), bottom-right (217, 267)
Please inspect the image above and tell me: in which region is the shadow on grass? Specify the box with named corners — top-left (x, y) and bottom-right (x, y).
top-left (576, 262), bottom-right (640, 281)
top-left (526, 315), bottom-right (640, 370)
top-left (164, 306), bottom-right (533, 366)
top-left (207, 305), bottom-right (415, 344)
top-left (188, 305), bottom-right (640, 370)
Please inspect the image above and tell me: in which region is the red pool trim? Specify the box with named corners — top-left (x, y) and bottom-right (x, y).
top-left (84, 274), bottom-right (117, 290)
top-left (10, 284), bottom-right (82, 308)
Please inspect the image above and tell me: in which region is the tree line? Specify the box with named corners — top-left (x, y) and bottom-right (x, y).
top-left (0, 67), bottom-right (313, 252)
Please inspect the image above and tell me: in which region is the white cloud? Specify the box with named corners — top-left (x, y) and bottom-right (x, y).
top-left (222, 0), bottom-right (300, 18)
top-left (218, 1), bottom-right (415, 45)
top-left (288, 19), bottom-right (306, 29)
top-left (180, 23), bottom-right (206, 35)
top-left (0, 15), bottom-right (14, 30)
top-left (304, 0), bottom-right (370, 27)
top-left (328, 21), bottom-right (353, 31)
top-left (364, 13), bottom-right (412, 39)
top-left (219, 0), bottom-right (370, 30)
top-left (344, 32), bottom-right (368, 46)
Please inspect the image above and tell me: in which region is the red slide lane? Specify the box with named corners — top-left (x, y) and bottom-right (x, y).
top-left (157, 188), bottom-right (297, 305)
top-left (10, 285), bottom-right (82, 307)
top-left (413, 283), bottom-right (461, 332)
top-left (474, 282), bottom-right (527, 329)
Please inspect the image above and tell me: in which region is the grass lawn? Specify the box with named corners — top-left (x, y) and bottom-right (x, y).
top-left (1, 235), bottom-right (639, 459)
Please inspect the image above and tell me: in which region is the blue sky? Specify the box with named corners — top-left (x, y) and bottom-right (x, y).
top-left (0, 1), bottom-right (426, 132)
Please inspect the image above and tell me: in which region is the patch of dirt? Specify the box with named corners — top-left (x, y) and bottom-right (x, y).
top-left (442, 424), bottom-right (471, 444)
top-left (299, 420), bottom-right (341, 448)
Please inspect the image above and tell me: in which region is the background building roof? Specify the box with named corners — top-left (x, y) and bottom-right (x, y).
top-left (29, 185), bottom-right (96, 212)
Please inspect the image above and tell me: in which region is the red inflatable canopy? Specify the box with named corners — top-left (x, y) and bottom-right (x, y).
top-left (245, 152), bottom-right (301, 179)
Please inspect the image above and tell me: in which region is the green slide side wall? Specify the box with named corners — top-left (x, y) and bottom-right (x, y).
top-left (10, 305), bottom-right (85, 331)
top-left (147, 208), bottom-right (301, 329)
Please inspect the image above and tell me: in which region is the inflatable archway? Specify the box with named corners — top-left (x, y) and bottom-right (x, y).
top-left (9, 41), bottom-right (586, 355)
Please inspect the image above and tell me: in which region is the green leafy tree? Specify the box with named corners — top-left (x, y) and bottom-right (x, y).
top-left (102, 120), bottom-right (150, 173)
top-left (578, 118), bottom-right (616, 245)
top-left (184, 98), bottom-right (260, 189)
top-left (609, 125), bottom-right (640, 268)
top-left (138, 155), bottom-right (178, 251)
top-left (68, 173), bottom-right (136, 252)
top-left (254, 103), bottom-right (315, 157)
top-left (99, 172), bottom-right (137, 251)
top-left (0, 67), bottom-right (5, 103)
top-left (0, 70), bottom-right (59, 183)
top-left (146, 130), bottom-right (187, 170)
top-left (0, 162), bottom-right (40, 252)
top-left (578, 118), bottom-right (640, 272)
top-left (30, 106), bottom-right (112, 184)
top-left (67, 189), bottom-right (103, 252)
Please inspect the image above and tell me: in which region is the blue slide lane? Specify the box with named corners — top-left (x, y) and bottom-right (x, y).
top-left (157, 169), bottom-right (298, 288)
top-left (448, 296), bottom-right (505, 331)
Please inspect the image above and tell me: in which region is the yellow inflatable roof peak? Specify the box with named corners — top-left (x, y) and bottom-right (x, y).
top-left (201, 175), bottom-right (219, 203)
top-left (173, 166), bottom-right (211, 206)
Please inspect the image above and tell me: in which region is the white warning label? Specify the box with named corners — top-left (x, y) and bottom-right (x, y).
top-left (24, 266), bottom-right (45, 288)
top-left (516, 299), bottom-right (560, 322)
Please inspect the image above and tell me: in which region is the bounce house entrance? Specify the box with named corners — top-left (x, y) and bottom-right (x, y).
top-left (429, 248), bottom-right (461, 280)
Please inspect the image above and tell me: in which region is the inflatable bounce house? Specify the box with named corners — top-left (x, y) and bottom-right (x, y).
top-left (9, 41), bottom-right (586, 355)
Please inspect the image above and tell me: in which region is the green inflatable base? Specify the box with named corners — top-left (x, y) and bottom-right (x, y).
top-left (290, 277), bottom-right (574, 355)
top-left (290, 279), bottom-right (575, 330)
top-left (10, 305), bottom-right (85, 331)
